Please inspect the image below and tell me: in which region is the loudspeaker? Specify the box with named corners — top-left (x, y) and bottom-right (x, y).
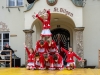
top-left (84, 66), bottom-right (95, 69)
top-left (12, 58), bottom-right (21, 67)
top-left (27, 0), bottom-right (35, 4)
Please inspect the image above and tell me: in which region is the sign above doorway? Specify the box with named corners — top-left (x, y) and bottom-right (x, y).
top-left (32, 7), bottom-right (73, 19)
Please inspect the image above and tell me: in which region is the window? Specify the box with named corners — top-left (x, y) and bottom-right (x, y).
top-left (7, 0), bottom-right (23, 7)
top-left (17, 0), bottom-right (23, 6)
top-left (0, 33), bottom-right (9, 50)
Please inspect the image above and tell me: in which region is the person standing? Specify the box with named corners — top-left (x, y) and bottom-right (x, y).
top-left (33, 9), bottom-right (52, 40)
top-left (56, 34), bottom-right (65, 59)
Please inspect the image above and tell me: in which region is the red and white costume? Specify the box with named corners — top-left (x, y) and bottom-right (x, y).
top-left (53, 53), bottom-right (63, 70)
top-left (61, 48), bottom-right (82, 68)
top-left (35, 55), bottom-right (45, 69)
top-left (49, 53), bottom-right (63, 70)
top-left (25, 47), bottom-right (35, 69)
top-left (36, 10), bottom-right (51, 37)
top-left (35, 40), bottom-right (48, 56)
top-left (47, 40), bottom-right (58, 55)
top-left (43, 54), bottom-right (52, 69)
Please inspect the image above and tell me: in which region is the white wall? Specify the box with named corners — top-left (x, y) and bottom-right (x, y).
top-left (83, 0), bottom-right (100, 67)
top-left (0, 0), bottom-right (28, 65)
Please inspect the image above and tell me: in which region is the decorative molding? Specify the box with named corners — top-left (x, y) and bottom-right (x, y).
top-left (24, 0), bottom-right (39, 12)
top-left (8, 8), bottom-right (10, 12)
top-left (0, 21), bottom-right (9, 31)
top-left (23, 29), bottom-right (34, 33)
top-left (18, 7), bottom-right (20, 11)
top-left (74, 27), bottom-right (85, 31)
top-left (2, 6), bottom-right (4, 9)
top-left (10, 35), bottom-right (17, 37)
top-left (46, 0), bottom-right (58, 6)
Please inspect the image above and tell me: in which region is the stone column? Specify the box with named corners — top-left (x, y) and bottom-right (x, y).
top-left (23, 29), bottom-right (34, 66)
top-left (74, 27), bottom-right (84, 68)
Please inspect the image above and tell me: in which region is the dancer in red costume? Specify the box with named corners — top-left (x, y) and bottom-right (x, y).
top-left (35, 9), bottom-right (51, 39)
top-left (47, 39), bottom-right (58, 55)
top-left (61, 47), bottom-right (84, 70)
top-left (24, 43), bottom-right (35, 70)
top-left (35, 40), bottom-right (48, 56)
top-left (51, 53), bottom-right (63, 70)
top-left (35, 53), bottom-right (45, 70)
top-left (43, 54), bottom-right (52, 69)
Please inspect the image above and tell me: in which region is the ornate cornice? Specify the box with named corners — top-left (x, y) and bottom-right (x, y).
top-left (24, 0), bottom-right (39, 12)
top-left (23, 29), bottom-right (34, 33)
top-left (74, 27), bottom-right (85, 31)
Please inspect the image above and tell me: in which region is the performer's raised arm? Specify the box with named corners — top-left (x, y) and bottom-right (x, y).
top-left (61, 47), bottom-right (68, 54)
top-left (47, 10), bottom-right (51, 21)
top-left (36, 14), bottom-right (44, 23)
top-left (24, 43), bottom-right (30, 55)
top-left (73, 53), bottom-right (82, 61)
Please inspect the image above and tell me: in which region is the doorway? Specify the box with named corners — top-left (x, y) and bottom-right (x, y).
top-left (51, 28), bottom-right (70, 65)
top-left (51, 28), bottom-right (70, 49)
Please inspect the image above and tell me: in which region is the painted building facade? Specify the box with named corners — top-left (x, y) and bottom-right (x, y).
top-left (0, 0), bottom-right (100, 67)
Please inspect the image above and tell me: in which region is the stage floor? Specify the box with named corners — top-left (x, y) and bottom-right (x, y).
top-left (0, 68), bottom-right (100, 75)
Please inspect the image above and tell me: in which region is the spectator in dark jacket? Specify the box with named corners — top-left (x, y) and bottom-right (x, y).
top-left (1, 44), bottom-right (15, 67)
top-left (56, 34), bottom-right (64, 58)
top-left (1, 44), bottom-right (14, 55)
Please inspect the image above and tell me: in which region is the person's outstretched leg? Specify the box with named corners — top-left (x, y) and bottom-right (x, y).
top-left (26, 65), bottom-right (30, 70)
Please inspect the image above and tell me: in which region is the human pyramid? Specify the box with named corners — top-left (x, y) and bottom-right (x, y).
top-left (24, 9), bottom-right (84, 70)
